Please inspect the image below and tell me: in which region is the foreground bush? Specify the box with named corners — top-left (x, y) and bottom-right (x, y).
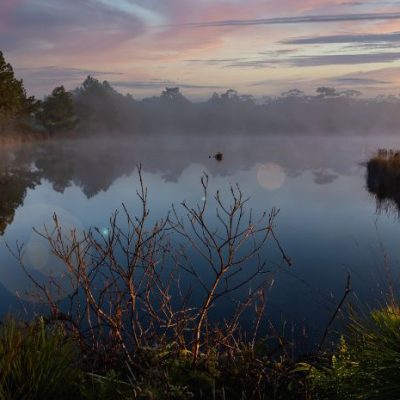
top-left (0, 317), bottom-right (302, 399)
top-left (307, 305), bottom-right (400, 399)
top-left (3, 306), bottom-right (400, 399)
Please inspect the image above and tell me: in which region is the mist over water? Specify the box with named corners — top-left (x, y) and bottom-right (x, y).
top-left (1, 132), bottom-right (400, 344)
top-left (70, 81), bottom-right (400, 135)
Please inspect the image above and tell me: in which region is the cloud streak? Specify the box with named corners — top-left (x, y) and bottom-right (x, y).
top-left (283, 31), bottom-right (400, 45)
top-left (332, 77), bottom-right (391, 85)
top-left (111, 80), bottom-right (225, 90)
top-left (228, 52), bottom-right (400, 68)
top-left (16, 66), bottom-right (122, 80)
top-left (0, 0), bottom-right (147, 55)
top-left (179, 12), bottom-right (400, 28)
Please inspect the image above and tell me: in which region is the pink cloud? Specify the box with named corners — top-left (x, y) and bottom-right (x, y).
top-left (4, 0), bottom-right (400, 98)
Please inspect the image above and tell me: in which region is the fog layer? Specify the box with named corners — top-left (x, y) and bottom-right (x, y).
top-left (44, 78), bottom-right (400, 135)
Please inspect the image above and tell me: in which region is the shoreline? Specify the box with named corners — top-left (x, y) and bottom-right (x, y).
top-left (0, 132), bottom-right (50, 149)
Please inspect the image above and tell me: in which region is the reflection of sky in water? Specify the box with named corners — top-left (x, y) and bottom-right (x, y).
top-left (1, 134), bottom-right (400, 339)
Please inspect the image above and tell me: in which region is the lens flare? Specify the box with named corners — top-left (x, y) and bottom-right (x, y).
top-left (0, 204), bottom-right (85, 302)
top-left (257, 162), bottom-right (286, 190)
top-left (23, 240), bottom-right (49, 271)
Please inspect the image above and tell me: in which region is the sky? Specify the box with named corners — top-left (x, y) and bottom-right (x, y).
top-left (1, 0), bottom-right (400, 99)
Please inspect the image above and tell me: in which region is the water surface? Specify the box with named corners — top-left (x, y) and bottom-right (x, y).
top-left (1, 133), bottom-right (400, 342)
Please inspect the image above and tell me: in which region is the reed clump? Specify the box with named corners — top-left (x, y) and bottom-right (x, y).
top-left (367, 149), bottom-right (400, 212)
top-left (370, 148), bottom-right (400, 166)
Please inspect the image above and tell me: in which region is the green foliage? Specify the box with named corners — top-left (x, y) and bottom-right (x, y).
top-left (73, 76), bottom-right (129, 133)
top-left (37, 85), bottom-right (76, 134)
top-left (82, 370), bottom-right (134, 400)
top-left (0, 51), bottom-right (36, 130)
top-left (0, 317), bottom-right (301, 400)
top-left (79, 342), bottom-right (300, 400)
top-left (0, 318), bottom-right (81, 400)
top-left (307, 306), bottom-right (400, 399)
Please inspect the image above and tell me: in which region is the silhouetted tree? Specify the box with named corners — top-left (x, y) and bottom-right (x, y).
top-left (73, 76), bottom-right (139, 134)
top-left (316, 87), bottom-right (339, 98)
top-left (0, 51), bottom-right (36, 132)
top-left (340, 89), bottom-right (362, 98)
top-left (281, 89), bottom-right (306, 98)
top-left (161, 87), bottom-right (188, 104)
top-left (38, 86), bottom-right (76, 134)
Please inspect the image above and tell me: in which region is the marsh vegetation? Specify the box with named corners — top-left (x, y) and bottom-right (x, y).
top-left (367, 149), bottom-right (400, 213)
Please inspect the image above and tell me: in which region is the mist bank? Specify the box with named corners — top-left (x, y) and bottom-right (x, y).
top-left (69, 82), bottom-right (400, 136)
top-left (2, 51), bottom-right (400, 138)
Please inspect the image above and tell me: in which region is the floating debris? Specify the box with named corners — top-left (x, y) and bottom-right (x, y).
top-left (209, 152), bottom-right (223, 162)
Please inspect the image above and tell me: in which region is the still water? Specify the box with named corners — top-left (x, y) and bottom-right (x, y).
top-left (1, 134), bottom-right (400, 341)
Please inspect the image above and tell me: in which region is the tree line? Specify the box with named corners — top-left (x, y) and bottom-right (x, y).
top-left (2, 50), bottom-right (400, 137)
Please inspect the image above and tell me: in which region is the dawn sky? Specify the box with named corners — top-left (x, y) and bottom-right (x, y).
top-left (1, 0), bottom-right (400, 99)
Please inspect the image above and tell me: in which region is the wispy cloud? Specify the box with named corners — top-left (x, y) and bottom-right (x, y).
top-left (289, 52), bottom-right (400, 66)
top-left (16, 66), bottom-right (122, 80)
top-left (111, 80), bottom-right (225, 90)
top-left (0, 0), bottom-right (147, 55)
top-left (228, 52), bottom-right (400, 68)
top-left (15, 66), bottom-right (123, 97)
top-left (282, 31), bottom-right (400, 45)
top-left (4, 0), bottom-right (400, 98)
top-left (332, 77), bottom-right (391, 85)
top-left (185, 58), bottom-right (247, 65)
top-left (179, 12), bottom-right (400, 28)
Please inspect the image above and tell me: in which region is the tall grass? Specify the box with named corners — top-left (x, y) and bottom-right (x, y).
top-left (306, 305), bottom-right (400, 399)
top-left (0, 318), bottom-right (81, 400)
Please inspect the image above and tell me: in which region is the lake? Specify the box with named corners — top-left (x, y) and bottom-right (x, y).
top-left (1, 133), bottom-right (400, 345)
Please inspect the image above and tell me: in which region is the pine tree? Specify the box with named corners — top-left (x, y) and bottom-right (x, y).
top-left (38, 86), bottom-right (76, 134)
top-left (0, 51), bottom-right (35, 130)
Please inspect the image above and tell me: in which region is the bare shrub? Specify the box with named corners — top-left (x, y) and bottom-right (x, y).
top-left (14, 166), bottom-right (291, 365)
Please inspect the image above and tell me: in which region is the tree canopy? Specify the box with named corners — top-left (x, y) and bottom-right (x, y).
top-left (0, 51), bottom-right (36, 131)
top-left (38, 86), bottom-right (76, 134)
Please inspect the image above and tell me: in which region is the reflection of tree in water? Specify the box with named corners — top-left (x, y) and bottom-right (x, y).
top-left (35, 154), bottom-right (74, 193)
top-left (0, 167), bottom-right (40, 235)
top-left (366, 151), bottom-right (400, 214)
top-left (33, 143), bottom-right (136, 198)
top-left (313, 170), bottom-right (338, 185)
top-left (0, 135), bottom-right (364, 235)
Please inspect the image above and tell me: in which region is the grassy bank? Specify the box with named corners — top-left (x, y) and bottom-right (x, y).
top-left (1, 304), bottom-right (399, 399)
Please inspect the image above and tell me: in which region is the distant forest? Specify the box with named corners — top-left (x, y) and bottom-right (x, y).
top-left (2, 50), bottom-right (400, 136)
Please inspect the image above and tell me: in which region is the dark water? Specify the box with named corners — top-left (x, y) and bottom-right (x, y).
top-left (1, 134), bottom-right (400, 342)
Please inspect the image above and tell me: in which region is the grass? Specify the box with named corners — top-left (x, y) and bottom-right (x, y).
top-left (306, 305), bottom-right (400, 399)
top-left (0, 318), bottom-right (81, 400)
top-left (370, 149), bottom-right (400, 164)
top-left (2, 305), bottom-right (400, 399)
top-left (0, 318), bottom-right (301, 399)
